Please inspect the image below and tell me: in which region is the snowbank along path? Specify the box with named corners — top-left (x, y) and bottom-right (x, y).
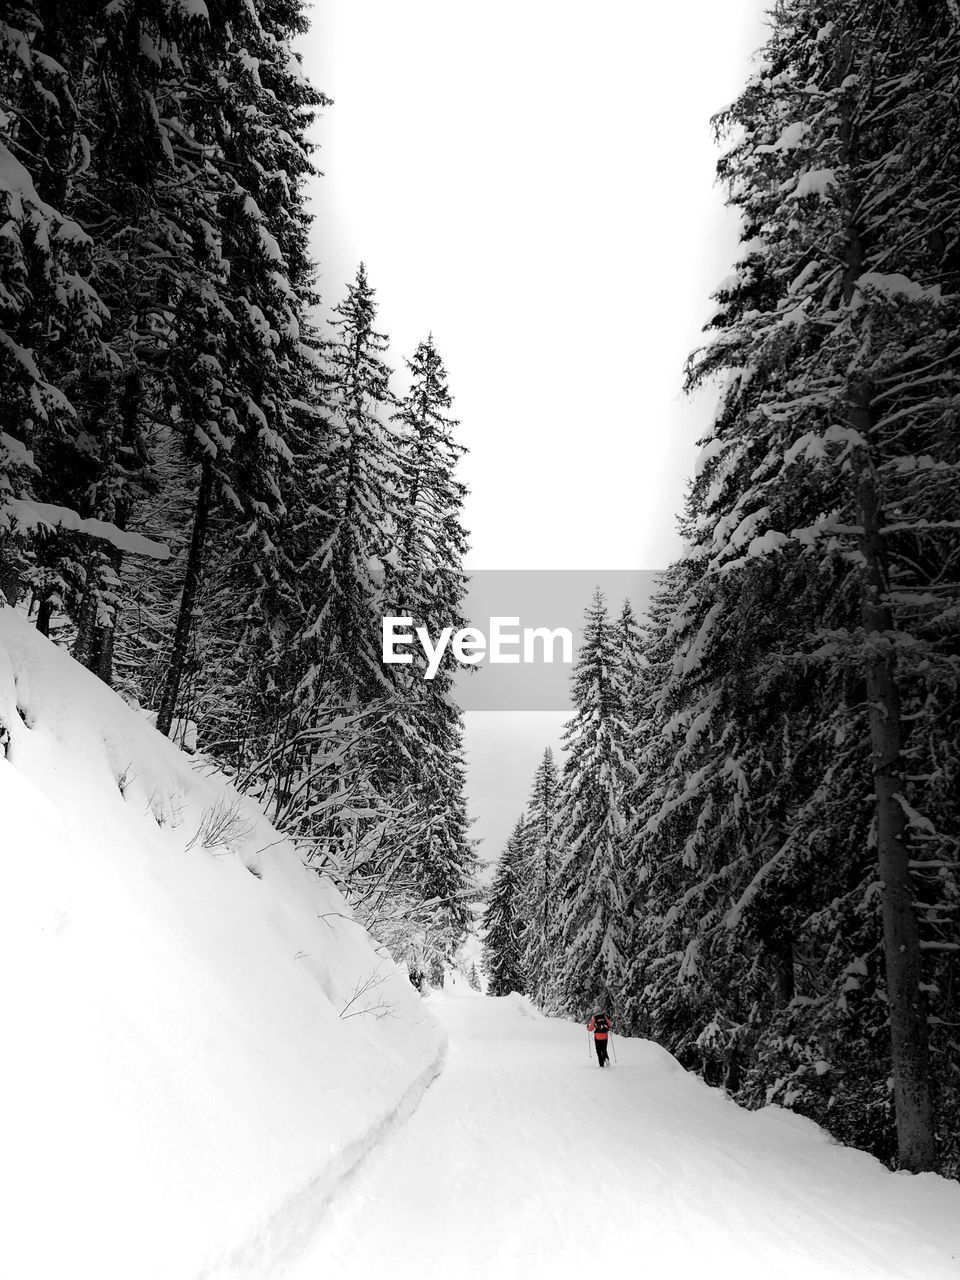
top-left (0, 607), bottom-right (445, 1280)
top-left (285, 986), bottom-right (960, 1280)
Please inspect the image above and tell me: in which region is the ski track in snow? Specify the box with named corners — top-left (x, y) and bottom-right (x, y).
top-left (282, 989), bottom-right (960, 1280)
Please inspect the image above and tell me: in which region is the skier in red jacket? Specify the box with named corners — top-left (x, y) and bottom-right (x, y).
top-left (588, 1011), bottom-right (612, 1067)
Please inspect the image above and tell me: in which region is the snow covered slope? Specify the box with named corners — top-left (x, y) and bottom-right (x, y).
top-left (0, 606), bottom-right (445, 1280)
top-left (287, 990), bottom-right (960, 1280)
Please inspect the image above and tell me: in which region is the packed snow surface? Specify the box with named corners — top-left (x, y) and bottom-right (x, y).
top-left (3, 604), bottom-right (959, 1280)
top-left (285, 989), bottom-right (960, 1280)
top-left (0, 606), bottom-right (444, 1280)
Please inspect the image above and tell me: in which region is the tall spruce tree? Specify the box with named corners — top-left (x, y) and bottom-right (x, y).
top-left (305, 263), bottom-right (397, 703)
top-left (629, 0), bottom-right (959, 1173)
top-left (388, 335), bottom-right (477, 950)
top-left (284, 265), bottom-right (420, 917)
top-left (517, 748), bottom-right (561, 1005)
top-left (552, 590), bottom-right (632, 1016)
top-left (482, 817), bottom-right (529, 997)
top-left (155, 0), bottom-right (326, 743)
top-left (0, 0), bottom-right (171, 632)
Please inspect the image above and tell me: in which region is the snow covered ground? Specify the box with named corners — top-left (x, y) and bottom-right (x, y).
top-left (0, 607), bottom-right (444, 1280)
top-left (284, 986), bottom-right (960, 1280)
top-left (3, 605), bottom-right (959, 1280)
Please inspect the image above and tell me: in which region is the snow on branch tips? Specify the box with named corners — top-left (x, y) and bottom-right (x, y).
top-left (4, 499), bottom-right (171, 560)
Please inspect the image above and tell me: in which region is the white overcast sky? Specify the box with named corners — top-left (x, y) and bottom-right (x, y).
top-left (298, 1), bottom-right (768, 862)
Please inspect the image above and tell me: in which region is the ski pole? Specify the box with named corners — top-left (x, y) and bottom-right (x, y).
top-left (610, 1034), bottom-right (618, 1064)
top-left (587, 1029), bottom-right (593, 1062)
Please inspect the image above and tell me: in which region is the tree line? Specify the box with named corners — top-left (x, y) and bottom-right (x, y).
top-left (484, 0), bottom-right (959, 1177)
top-left (0, 1), bottom-right (476, 971)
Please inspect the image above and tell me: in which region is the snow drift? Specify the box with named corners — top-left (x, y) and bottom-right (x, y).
top-left (0, 605), bottom-right (445, 1280)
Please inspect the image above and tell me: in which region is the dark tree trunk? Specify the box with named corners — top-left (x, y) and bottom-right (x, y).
top-left (89, 370), bottom-right (142, 687)
top-left (72, 555), bottom-right (100, 668)
top-left (95, 606), bottom-right (117, 686)
top-left (156, 457), bottom-right (213, 738)
top-left (849, 386), bottom-right (936, 1172)
top-left (0, 552), bottom-right (25, 607)
top-left (724, 1044), bottom-right (742, 1094)
top-left (36, 596), bottom-right (54, 636)
top-left (836, 74), bottom-right (937, 1167)
top-left (768, 929), bottom-right (795, 1006)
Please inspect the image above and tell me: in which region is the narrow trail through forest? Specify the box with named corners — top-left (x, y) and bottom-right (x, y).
top-left (284, 990), bottom-right (960, 1280)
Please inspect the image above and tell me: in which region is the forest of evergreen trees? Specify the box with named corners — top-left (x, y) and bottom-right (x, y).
top-left (3, 0), bottom-right (958, 1188)
top-left (483, 0), bottom-right (959, 1179)
top-left (0, 1), bottom-right (476, 974)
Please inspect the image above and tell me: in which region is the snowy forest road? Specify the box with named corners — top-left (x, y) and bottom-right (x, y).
top-left (283, 989), bottom-right (960, 1280)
